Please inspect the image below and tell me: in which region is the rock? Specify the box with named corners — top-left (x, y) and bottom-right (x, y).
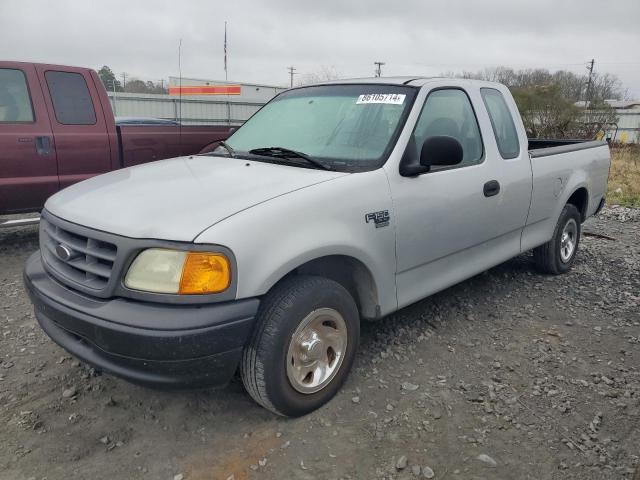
top-left (386, 403), bottom-right (394, 411)
top-left (173, 474), bottom-right (184, 480)
top-left (401, 382), bottom-right (419, 391)
top-left (411, 465), bottom-right (422, 476)
top-left (62, 386), bottom-right (77, 398)
top-left (99, 435), bottom-right (110, 444)
top-left (352, 396), bottom-right (360, 404)
top-left (396, 455), bottom-right (408, 470)
top-left (477, 453), bottom-right (497, 467)
top-left (422, 466), bottom-right (435, 478)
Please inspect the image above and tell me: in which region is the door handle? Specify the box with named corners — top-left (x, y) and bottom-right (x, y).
top-left (483, 180), bottom-right (500, 197)
top-left (35, 136), bottom-right (52, 156)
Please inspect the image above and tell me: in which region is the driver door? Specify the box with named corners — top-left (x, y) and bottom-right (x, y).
top-left (390, 87), bottom-right (521, 308)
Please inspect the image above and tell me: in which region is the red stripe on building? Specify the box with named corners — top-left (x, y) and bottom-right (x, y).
top-left (168, 85), bottom-right (241, 95)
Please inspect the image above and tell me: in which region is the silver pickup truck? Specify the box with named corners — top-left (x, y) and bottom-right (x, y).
top-left (24, 77), bottom-right (610, 416)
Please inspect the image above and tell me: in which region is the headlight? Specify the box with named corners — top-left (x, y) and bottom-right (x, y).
top-left (124, 248), bottom-right (231, 295)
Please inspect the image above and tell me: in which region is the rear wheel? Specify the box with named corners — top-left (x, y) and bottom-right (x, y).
top-left (533, 204), bottom-right (581, 274)
top-left (240, 275), bottom-right (359, 417)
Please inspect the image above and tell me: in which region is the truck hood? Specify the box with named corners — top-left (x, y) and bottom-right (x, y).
top-left (45, 155), bottom-right (348, 241)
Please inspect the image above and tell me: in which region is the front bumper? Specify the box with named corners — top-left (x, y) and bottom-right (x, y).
top-left (24, 252), bottom-right (259, 388)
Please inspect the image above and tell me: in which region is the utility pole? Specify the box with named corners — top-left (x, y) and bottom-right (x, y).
top-left (374, 61), bottom-right (385, 77)
top-left (121, 72), bottom-right (127, 91)
top-left (288, 66), bottom-right (297, 88)
top-left (585, 58), bottom-right (595, 104)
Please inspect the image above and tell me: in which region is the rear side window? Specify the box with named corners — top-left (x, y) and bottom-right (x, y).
top-left (0, 68), bottom-right (34, 123)
top-left (413, 88), bottom-right (483, 167)
top-left (45, 71), bottom-right (97, 125)
top-left (481, 88), bottom-right (520, 159)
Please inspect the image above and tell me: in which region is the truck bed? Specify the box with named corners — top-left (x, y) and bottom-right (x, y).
top-left (117, 124), bottom-right (231, 167)
top-left (528, 139), bottom-right (608, 158)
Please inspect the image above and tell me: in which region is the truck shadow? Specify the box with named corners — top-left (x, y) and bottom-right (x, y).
top-left (359, 252), bottom-right (538, 344)
top-left (0, 224), bottom-right (39, 247)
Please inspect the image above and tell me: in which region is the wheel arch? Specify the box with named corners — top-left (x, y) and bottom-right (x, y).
top-left (566, 186), bottom-right (589, 222)
top-left (264, 254), bottom-right (381, 320)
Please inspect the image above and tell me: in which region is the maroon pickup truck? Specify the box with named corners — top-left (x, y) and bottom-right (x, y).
top-left (0, 61), bottom-right (232, 216)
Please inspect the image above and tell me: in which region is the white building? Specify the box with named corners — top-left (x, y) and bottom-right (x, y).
top-left (107, 77), bottom-right (287, 125)
top-left (604, 100), bottom-right (640, 144)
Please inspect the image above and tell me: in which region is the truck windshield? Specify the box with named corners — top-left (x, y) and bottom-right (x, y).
top-left (220, 84), bottom-right (418, 172)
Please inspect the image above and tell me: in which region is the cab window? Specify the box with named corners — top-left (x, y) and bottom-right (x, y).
top-left (45, 71), bottom-right (97, 125)
top-left (413, 88), bottom-right (483, 169)
top-left (0, 68), bottom-right (34, 123)
top-left (481, 88), bottom-right (520, 159)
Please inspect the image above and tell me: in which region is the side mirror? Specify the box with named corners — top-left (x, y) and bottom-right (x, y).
top-left (399, 135), bottom-right (464, 177)
top-left (420, 135), bottom-right (463, 168)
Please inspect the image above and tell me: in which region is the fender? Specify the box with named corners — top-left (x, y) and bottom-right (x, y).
top-left (195, 169), bottom-right (399, 316)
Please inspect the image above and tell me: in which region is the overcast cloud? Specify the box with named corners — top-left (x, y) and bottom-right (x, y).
top-left (1, 0), bottom-right (639, 96)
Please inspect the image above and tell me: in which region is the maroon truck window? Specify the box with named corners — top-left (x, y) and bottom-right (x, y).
top-left (0, 68), bottom-right (35, 123)
top-left (45, 70), bottom-right (97, 125)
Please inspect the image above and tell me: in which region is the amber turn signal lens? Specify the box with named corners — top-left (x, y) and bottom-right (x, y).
top-left (178, 252), bottom-right (231, 294)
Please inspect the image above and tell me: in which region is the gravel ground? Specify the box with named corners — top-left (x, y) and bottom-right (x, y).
top-left (1, 207), bottom-right (638, 480)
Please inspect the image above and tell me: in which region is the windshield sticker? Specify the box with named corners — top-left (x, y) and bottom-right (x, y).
top-left (356, 94), bottom-right (406, 105)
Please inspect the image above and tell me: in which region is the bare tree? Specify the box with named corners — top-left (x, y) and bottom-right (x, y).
top-left (297, 65), bottom-right (342, 86)
top-left (450, 66), bottom-right (624, 102)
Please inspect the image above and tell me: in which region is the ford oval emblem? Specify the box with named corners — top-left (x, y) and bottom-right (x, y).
top-left (55, 243), bottom-right (73, 261)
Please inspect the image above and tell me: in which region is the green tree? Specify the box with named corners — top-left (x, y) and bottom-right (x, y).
top-left (97, 66), bottom-right (122, 92)
top-left (121, 78), bottom-right (167, 94)
top-left (123, 79), bottom-right (148, 93)
top-left (511, 85), bottom-right (617, 139)
top-left (511, 85), bottom-right (578, 138)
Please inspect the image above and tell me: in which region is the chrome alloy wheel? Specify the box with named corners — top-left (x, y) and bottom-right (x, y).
top-left (560, 218), bottom-right (578, 263)
top-left (286, 308), bottom-right (348, 394)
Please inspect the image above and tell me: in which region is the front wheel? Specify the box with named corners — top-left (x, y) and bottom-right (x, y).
top-left (533, 203), bottom-right (582, 274)
top-left (240, 275), bottom-right (359, 417)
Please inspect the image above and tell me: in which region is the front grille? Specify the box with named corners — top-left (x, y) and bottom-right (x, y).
top-left (40, 215), bottom-right (117, 291)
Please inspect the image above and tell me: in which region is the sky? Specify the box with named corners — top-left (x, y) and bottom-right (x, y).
top-left (1, 0), bottom-right (639, 97)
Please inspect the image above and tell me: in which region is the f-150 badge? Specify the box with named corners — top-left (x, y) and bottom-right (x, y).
top-left (365, 210), bottom-right (390, 228)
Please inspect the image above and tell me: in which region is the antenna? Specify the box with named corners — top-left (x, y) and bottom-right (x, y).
top-left (178, 38), bottom-right (183, 154)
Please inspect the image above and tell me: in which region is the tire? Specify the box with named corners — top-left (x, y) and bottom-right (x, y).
top-left (240, 275), bottom-right (360, 417)
top-left (533, 203), bottom-right (581, 274)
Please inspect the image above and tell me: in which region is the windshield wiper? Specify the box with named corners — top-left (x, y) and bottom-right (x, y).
top-left (248, 147), bottom-right (332, 170)
top-left (217, 141), bottom-right (236, 157)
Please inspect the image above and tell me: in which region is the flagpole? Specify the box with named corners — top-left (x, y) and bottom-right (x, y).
top-left (224, 21), bottom-right (228, 82)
